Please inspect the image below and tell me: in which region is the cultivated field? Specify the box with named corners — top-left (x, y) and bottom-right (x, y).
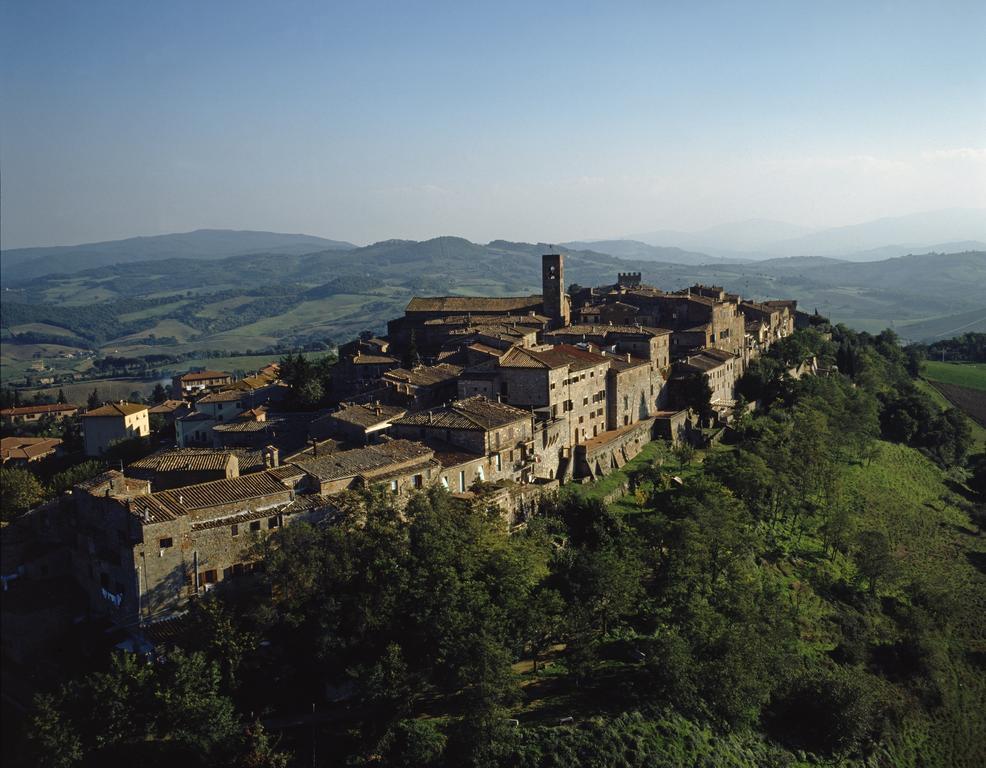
top-left (923, 360), bottom-right (986, 392)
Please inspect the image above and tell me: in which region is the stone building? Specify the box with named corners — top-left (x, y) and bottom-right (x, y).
top-left (387, 254), bottom-right (571, 356)
top-left (126, 448), bottom-right (240, 490)
top-left (82, 401), bottom-right (150, 456)
top-left (391, 396), bottom-right (535, 482)
top-left (673, 347), bottom-right (742, 406)
top-left (310, 402), bottom-right (407, 445)
top-left (288, 439), bottom-right (439, 496)
top-left (382, 363), bottom-right (463, 409)
top-left (70, 470), bottom-right (328, 621)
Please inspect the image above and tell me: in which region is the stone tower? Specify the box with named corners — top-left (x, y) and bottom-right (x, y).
top-left (542, 253), bottom-right (570, 329)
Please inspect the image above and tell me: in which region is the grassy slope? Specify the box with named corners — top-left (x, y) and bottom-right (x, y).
top-left (843, 443), bottom-right (986, 768)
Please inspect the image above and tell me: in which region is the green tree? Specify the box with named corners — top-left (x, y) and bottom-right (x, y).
top-left (0, 466), bottom-right (47, 520)
top-left (87, 388), bottom-right (100, 409)
top-left (855, 530), bottom-right (895, 594)
top-left (28, 694), bottom-right (83, 768)
top-left (234, 722), bottom-right (291, 768)
top-left (151, 383), bottom-right (167, 403)
top-left (56, 388), bottom-right (68, 404)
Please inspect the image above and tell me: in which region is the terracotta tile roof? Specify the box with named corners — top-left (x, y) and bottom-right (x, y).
top-left (289, 439), bottom-right (433, 482)
top-left (324, 402), bottom-right (406, 428)
top-left (350, 353), bottom-right (399, 365)
top-left (500, 344), bottom-right (608, 372)
top-left (178, 411), bottom-right (215, 423)
top-left (383, 363), bottom-right (463, 387)
top-left (0, 403), bottom-right (78, 417)
top-left (212, 419), bottom-right (282, 433)
top-left (406, 296), bottom-right (542, 313)
top-left (179, 370), bottom-right (231, 382)
top-left (0, 436), bottom-right (62, 461)
top-left (546, 324), bottom-right (671, 338)
top-left (677, 348), bottom-right (737, 373)
top-left (394, 395), bottom-right (529, 431)
top-left (131, 471), bottom-right (291, 523)
top-left (75, 470), bottom-right (150, 497)
top-left (267, 464), bottom-right (307, 481)
top-left (128, 449), bottom-right (236, 474)
top-left (196, 390), bottom-right (245, 404)
top-left (148, 400), bottom-right (188, 414)
top-left (84, 401), bottom-right (148, 417)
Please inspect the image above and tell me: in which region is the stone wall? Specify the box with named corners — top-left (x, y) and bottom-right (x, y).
top-left (575, 418), bottom-right (655, 479)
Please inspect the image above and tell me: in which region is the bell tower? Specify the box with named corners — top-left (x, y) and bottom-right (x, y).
top-left (542, 253), bottom-right (569, 329)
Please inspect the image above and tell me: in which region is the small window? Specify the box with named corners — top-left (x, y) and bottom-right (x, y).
top-left (159, 537), bottom-right (173, 549)
top-left (268, 516), bottom-right (280, 529)
top-left (495, 454), bottom-right (502, 471)
top-left (459, 471), bottom-right (466, 492)
top-left (390, 479), bottom-right (398, 493)
top-left (413, 474), bottom-right (423, 489)
top-left (203, 569), bottom-right (217, 584)
top-left (223, 566), bottom-right (233, 580)
top-left (250, 520), bottom-right (261, 532)
top-left (231, 524), bottom-right (239, 537)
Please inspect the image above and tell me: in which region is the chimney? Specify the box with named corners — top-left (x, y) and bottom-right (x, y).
top-left (626, 352), bottom-right (631, 362)
top-left (311, 438), bottom-right (318, 457)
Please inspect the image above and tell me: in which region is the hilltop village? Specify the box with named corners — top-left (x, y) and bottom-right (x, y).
top-left (3, 253), bottom-right (805, 654)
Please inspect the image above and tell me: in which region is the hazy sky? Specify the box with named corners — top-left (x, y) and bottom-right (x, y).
top-left (2, 0), bottom-right (985, 249)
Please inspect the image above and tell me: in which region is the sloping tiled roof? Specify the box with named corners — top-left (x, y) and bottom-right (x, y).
top-left (500, 344), bottom-right (608, 372)
top-left (383, 363), bottom-right (463, 387)
top-left (406, 296), bottom-right (542, 313)
top-left (0, 403), bottom-right (78, 417)
top-left (179, 370), bottom-right (231, 382)
top-left (148, 400), bottom-right (188, 414)
top-left (394, 395), bottom-right (529, 431)
top-left (84, 401), bottom-right (148, 417)
top-left (289, 439), bottom-right (433, 482)
top-left (132, 471), bottom-right (291, 523)
top-left (545, 324), bottom-right (671, 338)
top-left (128, 449), bottom-right (236, 474)
top-left (212, 419), bottom-right (282, 433)
top-left (0, 437), bottom-right (62, 461)
top-left (350, 353), bottom-right (399, 365)
top-left (196, 390), bottom-right (245, 404)
top-left (326, 402), bottom-right (406, 428)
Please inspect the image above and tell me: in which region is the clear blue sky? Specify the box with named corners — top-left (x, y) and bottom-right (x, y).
top-left (2, 0), bottom-right (984, 248)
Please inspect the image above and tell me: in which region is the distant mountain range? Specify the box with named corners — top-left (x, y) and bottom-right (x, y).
top-left (621, 208), bottom-right (986, 261)
top-left (1, 229), bottom-right (355, 281)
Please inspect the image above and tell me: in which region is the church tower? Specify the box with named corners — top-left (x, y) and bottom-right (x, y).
top-left (542, 253), bottom-right (570, 329)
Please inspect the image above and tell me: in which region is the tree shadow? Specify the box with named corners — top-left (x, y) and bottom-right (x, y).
top-left (965, 551), bottom-right (986, 575)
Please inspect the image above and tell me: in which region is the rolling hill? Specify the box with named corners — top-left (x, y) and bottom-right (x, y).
top-left (1, 231), bottom-right (983, 386)
top-left (1, 229), bottom-right (356, 282)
